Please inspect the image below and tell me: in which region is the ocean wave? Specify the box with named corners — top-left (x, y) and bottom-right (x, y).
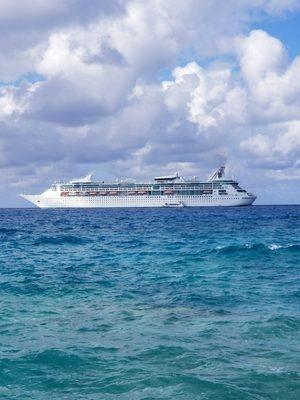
top-left (267, 315), bottom-right (300, 331)
top-left (248, 315), bottom-right (300, 338)
top-left (216, 243), bottom-right (299, 253)
top-left (7, 349), bottom-right (86, 370)
top-left (267, 243), bottom-right (299, 251)
top-left (0, 206), bottom-right (299, 400)
top-left (0, 227), bottom-right (18, 235)
top-left (34, 235), bottom-right (89, 246)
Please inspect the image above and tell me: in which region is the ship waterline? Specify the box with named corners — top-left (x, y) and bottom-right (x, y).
top-left (21, 167), bottom-right (256, 208)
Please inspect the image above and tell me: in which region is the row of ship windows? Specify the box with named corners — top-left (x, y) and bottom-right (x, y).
top-left (60, 192), bottom-right (220, 196)
top-left (58, 185), bottom-right (222, 190)
top-left (57, 196), bottom-right (243, 202)
top-left (58, 195), bottom-right (218, 200)
top-left (57, 190), bottom-right (226, 196)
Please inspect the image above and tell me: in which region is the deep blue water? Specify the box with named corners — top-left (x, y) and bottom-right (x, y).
top-left (0, 205), bottom-right (299, 399)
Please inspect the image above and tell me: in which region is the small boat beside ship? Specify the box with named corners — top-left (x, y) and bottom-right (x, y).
top-left (163, 202), bottom-right (185, 208)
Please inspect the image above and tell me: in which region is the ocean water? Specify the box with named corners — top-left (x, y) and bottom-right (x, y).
top-left (0, 205), bottom-right (299, 400)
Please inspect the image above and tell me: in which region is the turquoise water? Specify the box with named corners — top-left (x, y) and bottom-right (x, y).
top-left (0, 206), bottom-right (299, 399)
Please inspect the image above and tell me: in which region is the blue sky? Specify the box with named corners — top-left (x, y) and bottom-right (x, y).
top-left (0, 0), bottom-right (299, 206)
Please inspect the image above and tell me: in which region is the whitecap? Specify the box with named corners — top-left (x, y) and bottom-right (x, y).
top-left (268, 244), bottom-right (282, 250)
top-left (267, 243), bottom-right (296, 250)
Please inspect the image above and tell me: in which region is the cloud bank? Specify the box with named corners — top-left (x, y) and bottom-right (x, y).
top-left (0, 0), bottom-right (299, 205)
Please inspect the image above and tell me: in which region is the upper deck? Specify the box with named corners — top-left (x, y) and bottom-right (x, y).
top-left (50, 167), bottom-right (248, 196)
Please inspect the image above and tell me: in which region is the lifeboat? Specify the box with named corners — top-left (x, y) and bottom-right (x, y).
top-left (60, 191), bottom-right (69, 197)
top-left (67, 191), bottom-right (79, 196)
top-left (90, 191), bottom-right (99, 196)
top-left (128, 191), bottom-right (137, 195)
top-left (164, 189), bottom-right (174, 195)
top-left (137, 190), bottom-right (147, 195)
top-left (203, 190), bottom-right (213, 194)
top-left (99, 191), bottom-right (107, 195)
top-left (109, 191), bottom-right (118, 195)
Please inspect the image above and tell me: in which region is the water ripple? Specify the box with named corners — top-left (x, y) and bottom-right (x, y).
top-left (0, 205), bottom-right (299, 399)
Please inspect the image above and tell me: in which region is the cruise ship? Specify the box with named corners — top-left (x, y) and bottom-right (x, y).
top-left (20, 167), bottom-right (256, 208)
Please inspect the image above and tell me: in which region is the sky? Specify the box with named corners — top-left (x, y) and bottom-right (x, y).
top-left (0, 0), bottom-right (300, 206)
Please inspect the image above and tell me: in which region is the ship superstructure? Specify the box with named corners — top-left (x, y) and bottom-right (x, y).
top-left (21, 167), bottom-right (256, 208)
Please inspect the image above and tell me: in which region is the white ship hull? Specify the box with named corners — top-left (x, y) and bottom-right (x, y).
top-left (21, 167), bottom-right (257, 208)
top-left (21, 194), bottom-right (256, 208)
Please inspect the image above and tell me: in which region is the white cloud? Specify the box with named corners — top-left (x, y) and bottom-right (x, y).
top-left (240, 123), bottom-right (300, 168)
top-left (0, 88), bottom-right (21, 120)
top-left (163, 62), bottom-right (248, 129)
top-left (0, 0), bottom-right (300, 205)
top-left (236, 30), bottom-right (287, 84)
top-left (235, 30), bottom-right (300, 124)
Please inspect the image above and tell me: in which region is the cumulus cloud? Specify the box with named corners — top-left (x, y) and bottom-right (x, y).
top-left (240, 123), bottom-right (300, 169)
top-left (0, 0), bottom-right (300, 205)
top-left (162, 62), bottom-right (248, 128)
top-left (158, 31), bottom-right (300, 173)
top-left (0, 0), bottom-right (127, 81)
